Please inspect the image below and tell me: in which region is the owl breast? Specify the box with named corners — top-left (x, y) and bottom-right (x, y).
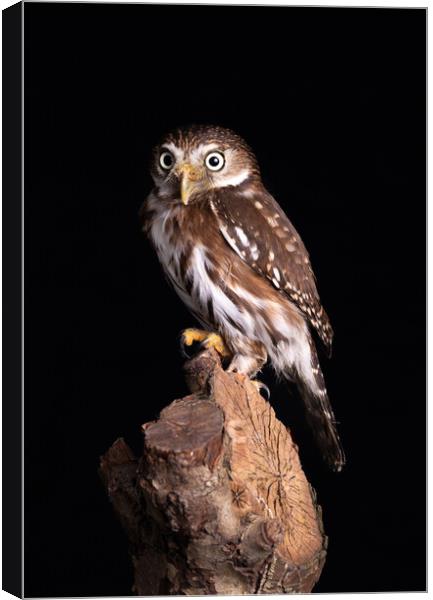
top-left (146, 195), bottom-right (198, 316)
top-left (146, 193), bottom-right (244, 332)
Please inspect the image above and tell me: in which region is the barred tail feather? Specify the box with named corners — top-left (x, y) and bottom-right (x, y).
top-left (297, 381), bottom-right (346, 472)
top-left (286, 336), bottom-right (345, 472)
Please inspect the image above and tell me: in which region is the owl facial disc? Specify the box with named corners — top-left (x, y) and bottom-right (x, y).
top-left (151, 125), bottom-right (261, 203)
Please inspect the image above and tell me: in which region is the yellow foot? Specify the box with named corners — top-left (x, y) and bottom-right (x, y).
top-left (203, 333), bottom-right (231, 357)
top-left (182, 328), bottom-right (208, 346)
top-left (181, 328), bottom-right (231, 358)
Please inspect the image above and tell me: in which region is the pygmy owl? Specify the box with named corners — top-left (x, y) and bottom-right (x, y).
top-left (141, 124), bottom-right (345, 471)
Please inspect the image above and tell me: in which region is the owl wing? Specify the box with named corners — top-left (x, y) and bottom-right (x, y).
top-left (209, 188), bottom-right (334, 354)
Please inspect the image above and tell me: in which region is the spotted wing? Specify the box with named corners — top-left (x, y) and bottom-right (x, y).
top-left (210, 188), bottom-right (334, 353)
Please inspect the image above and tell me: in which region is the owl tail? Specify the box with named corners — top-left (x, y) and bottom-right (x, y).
top-left (297, 380), bottom-right (346, 472)
top-left (292, 340), bottom-right (345, 472)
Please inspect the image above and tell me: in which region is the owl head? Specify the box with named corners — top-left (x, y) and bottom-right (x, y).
top-left (150, 125), bottom-right (260, 205)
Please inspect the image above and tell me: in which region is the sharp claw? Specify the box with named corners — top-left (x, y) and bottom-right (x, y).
top-left (180, 343), bottom-right (191, 359)
top-left (179, 332), bottom-right (192, 359)
top-left (251, 380), bottom-right (271, 400)
top-left (260, 383), bottom-right (271, 400)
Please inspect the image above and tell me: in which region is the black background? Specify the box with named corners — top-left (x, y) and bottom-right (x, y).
top-left (24, 4), bottom-right (426, 596)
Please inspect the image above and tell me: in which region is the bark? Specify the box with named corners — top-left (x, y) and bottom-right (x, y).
top-left (100, 349), bottom-right (327, 595)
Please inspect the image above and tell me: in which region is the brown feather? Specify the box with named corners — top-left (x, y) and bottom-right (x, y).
top-left (209, 186), bottom-right (334, 354)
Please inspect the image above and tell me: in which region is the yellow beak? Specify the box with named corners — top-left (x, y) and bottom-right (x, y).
top-left (178, 163), bottom-right (203, 206)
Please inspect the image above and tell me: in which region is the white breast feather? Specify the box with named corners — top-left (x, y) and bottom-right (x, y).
top-left (188, 245), bottom-right (256, 336)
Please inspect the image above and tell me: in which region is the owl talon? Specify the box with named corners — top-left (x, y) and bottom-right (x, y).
top-left (180, 328), bottom-right (231, 360)
top-left (180, 328), bottom-right (207, 358)
top-left (251, 379), bottom-right (270, 400)
top-left (179, 337), bottom-right (192, 359)
top-left (181, 328), bottom-right (209, 347)
top-left (231, 373), bottom-right (269, 398)
top-left (201, 333), bottom-right (231, 358)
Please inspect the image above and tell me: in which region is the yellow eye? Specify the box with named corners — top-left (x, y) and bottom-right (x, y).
top-left (205, 151), bottom-right (225, 172)
top-left (159, 151), bottom-right (174, 170)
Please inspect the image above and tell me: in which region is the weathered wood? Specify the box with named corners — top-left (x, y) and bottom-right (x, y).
top-left (100, 349), bottom-right (327, 594)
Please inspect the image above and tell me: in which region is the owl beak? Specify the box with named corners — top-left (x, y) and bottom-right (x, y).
top-left (177, 163), bottom-right (202, 206)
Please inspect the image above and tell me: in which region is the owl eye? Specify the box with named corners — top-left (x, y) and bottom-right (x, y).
top-left (205, 151), bottom-right (225, 172)
top-left (159, 151), bottom-right (174, 170)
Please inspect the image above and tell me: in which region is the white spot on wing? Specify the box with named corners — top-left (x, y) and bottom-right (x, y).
top-left (235, 226), bottom-right (250, 247)
top-left (250, 243), bottom-right (260, 261)
top-left (267, 217), bottom-right (279, 227)
top-left (218, 223), bottom-right (243, 256)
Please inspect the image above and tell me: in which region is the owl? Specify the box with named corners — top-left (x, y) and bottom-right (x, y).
top-left (141, 124), bottom-right (345, 471)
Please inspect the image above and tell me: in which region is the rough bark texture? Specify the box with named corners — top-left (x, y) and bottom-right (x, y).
top-left (100, 349), bottom-right (327, 595)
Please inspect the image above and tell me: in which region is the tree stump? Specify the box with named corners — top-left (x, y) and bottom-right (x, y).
top-left (100, 349), bottom-right (327, 595)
